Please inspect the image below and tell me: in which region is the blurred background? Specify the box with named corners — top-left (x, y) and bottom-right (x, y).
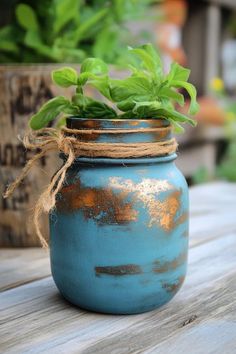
top-left (0, 0), bottom-right (236, 246)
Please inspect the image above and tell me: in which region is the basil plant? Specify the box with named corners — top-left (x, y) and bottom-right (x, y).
top-left (30, 43), bottom-right (199, 133)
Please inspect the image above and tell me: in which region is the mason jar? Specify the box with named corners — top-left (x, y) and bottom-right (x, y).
top-left (50, 118), bottom-right (189, 314)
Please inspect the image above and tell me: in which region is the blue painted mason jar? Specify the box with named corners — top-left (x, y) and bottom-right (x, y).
top-left (50, 118), bottom-right (189, 314)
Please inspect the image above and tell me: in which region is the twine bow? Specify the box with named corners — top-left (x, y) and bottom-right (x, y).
top-left (4, 126), bottom-right (177, 248)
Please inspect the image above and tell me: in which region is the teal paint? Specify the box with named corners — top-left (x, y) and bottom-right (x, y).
top-left (50, 118), bottom-right (189, 314)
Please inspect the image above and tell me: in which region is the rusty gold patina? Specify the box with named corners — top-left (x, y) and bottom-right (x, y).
top-left (57, 181), bottom-right (138, 225)
top-left (66, 119), bottom-right (102, 141)
top-left (152, 250), bottom-right (187, 273)
top-left (95, 264), bottom-right (142, 276)
top-left (151, 129), bottom-right (170, 141)
top-left (175, 212), bottom-right (188, 228)
top-left (57, 177), bottom-right (186, 230)
top-left (109, 177), bottom-right (185, 232)
top-left (162, 276), bottom-right (185, 293)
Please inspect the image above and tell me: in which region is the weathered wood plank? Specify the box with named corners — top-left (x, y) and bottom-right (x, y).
top-left (189, 182), bottom-right (236, 247)
top-left (189, 182), bottom-right (236, 214)
top-left (145, 315), bottom-right (236, 354)
top-left (0, 65), bottom-right (65, 247)
top-left (0, 232), bottom-right (236, 354)
top-left (0, 248), bottom-right (50, 291)
top-left (0, 64), bottom-right (104, 247)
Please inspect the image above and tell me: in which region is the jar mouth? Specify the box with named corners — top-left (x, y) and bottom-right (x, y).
top-left (66, 116), bottom-right (172, 144)
top-left (66, 116), bottom-right (170, 130)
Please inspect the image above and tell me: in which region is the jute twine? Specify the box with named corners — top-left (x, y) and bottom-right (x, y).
top-left (4, 126), bottom-right (177, 248)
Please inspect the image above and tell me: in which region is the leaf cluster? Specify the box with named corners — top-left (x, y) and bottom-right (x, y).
top-left (30, 43), bottom-right (199, 132)
top-left (0, 0), bottom-right (152, 64)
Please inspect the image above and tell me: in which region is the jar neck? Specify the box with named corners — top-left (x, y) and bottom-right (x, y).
top-left (65, 117), bottom-right (172, 145)
top-left (60, 153), bottom-right (177, 165)
top-left (65, 117), bottom-right (175, 161)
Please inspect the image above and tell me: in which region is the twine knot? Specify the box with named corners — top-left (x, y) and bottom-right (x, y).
top-left (4, 126), bottom-right (177, 248)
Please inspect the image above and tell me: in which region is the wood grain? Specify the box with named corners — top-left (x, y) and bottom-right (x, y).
top-left (189, 182), bottom-right (236, 247)
top-left (0, 248), bottom-right (50, 291)
top-left (0, 65), bottom-right (65, 247)
top-left (0, 65), bottom-right (97, 247)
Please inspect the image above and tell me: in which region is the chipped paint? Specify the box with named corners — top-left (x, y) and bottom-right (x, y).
top-left (58, 177), bottom-right (187, 232)
top-left (174, 212), bottom-right (188, 228)
top-left (152, 251), bottom-right (187, 273)
top-left (109, 177), bottom-right (173, 198)
top-left (109, 177), bottom-right (184, 231)
top-left (162, 276), bottom-right (185, 293)
top-left (130, 121), bottom-right (140, 126)
top-left (57, 181), bottom-right (138, 225)
top-left (152, 129), bottom-right (170, 141)
top-left (95, 264), bottom-right (142, 276)
top-left (154, 190), bottom-right (181, 231)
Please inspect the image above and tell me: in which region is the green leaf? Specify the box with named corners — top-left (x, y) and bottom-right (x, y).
top-left (142, 43), bottom-right (162, 68)
top-left (57, 47), bottom-right (86, 63)
top-left (72, 94), bottom-right (117, 118)
top-left (92, 26), bottom-right (119, 62)
top-left (118, 110), bottom-right (137, 119)
top-left (72, 8), bottom-right (108, 43)
top-left (87, 75), bottom-right (112, 100)
top-left (0, 26), bottom-right (19, 54)
top-left (171, 80), bottom-right (199, 115)
top-left (117, 102), bottom-right (196, 127)
top-left (52, 67), bottom-right (78, 87)
top-left (155, 108), bottom-right (197, 126)
top-left (0, 41), bottom-right (19, 54)
top-left (133, 101), bottom-right (161, 115)
top-left (24, 31), bottom-right (60, 61)
top-left (117, 99), bottom-right (136, 112)
top-left (158, 87), bottom-right (184, 106)
top-left (116, 95), bottom-right (151, 112)
top-left (128, 43), bottom-right (163, 77)
top-left (29, 96), bottom-right (72, 130)
top-left (53, 0), bottom-right (80, 34)
top-left (80, 58), bottom-right (108, 75)
top-left (110, 77), bottom-right (152, 102)
top-left (166, 62), bottom-right (190, 82)
top-left (56, 116), bottom-right (67, 128)
top-left (16, 4), bottom-right (39, 31)
top-left (168, 119), bottom-right (185, 133)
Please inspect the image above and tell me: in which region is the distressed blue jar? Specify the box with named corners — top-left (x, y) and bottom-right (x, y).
top-left (50, 118), bottom-right (189, 314)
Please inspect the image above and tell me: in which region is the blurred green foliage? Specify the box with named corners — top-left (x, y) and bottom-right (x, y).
top-left (217, 142), bottom-right (236, 182)
top-left (0, 0), bottom-right (153, 64)
top-left (193, 85), bottom-right (236, 184)
top-left (217, 102), bottom-right (236, 182)
top-left (192, 166), bottom-right (210, 185)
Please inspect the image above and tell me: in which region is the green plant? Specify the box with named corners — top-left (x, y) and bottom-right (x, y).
top-left (30, 43), bottom-right (199, 131)
top-left (192, 166), bottom-right (211, 185)
top-left (217, 141), bottom-right (236, 181)
top-left (0, 0), bottom-right (152, 63)
top-left (217, 103), bottom-right (236, 181)
top-left (210, 77), bottom-right (236, 181)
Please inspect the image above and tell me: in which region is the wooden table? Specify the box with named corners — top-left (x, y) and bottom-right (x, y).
top-left (1, 182), bottom-right (236, 354)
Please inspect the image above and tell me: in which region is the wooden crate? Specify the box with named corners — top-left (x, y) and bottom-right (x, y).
top-left (0, 65), bottom-right (77, 247)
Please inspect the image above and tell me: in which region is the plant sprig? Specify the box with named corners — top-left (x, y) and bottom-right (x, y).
top-left (30, 43), bottom-right (199, 132)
